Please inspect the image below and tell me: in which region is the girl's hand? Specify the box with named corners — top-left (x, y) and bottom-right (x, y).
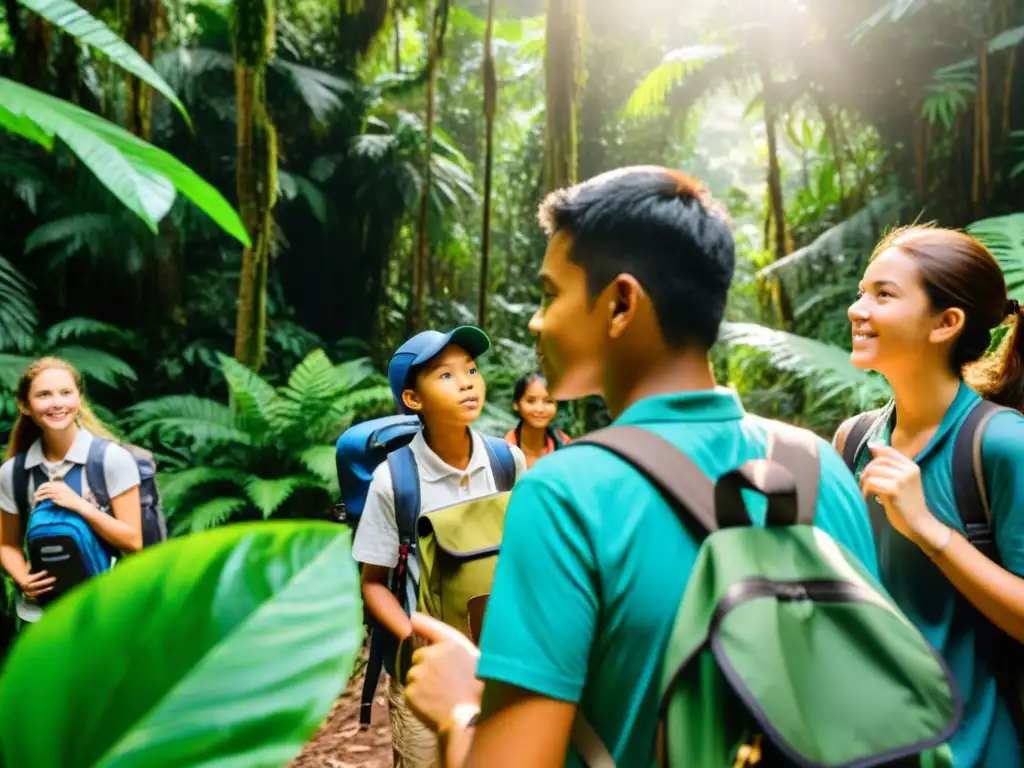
top-left (860, 444), bottom-right (950, 552)
top-left (20, 570), bottom-right (55, 599)
top-left (34, 480), bottom-right (87, 515)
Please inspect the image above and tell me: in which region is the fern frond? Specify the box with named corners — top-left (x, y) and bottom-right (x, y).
top-left (125, 395), bottom-right (250, 448)
top-left (245, 474), bottom-right (325, 519)
top-left (719, 322), bottom-right (891, 410)
top-left (297, 444), bottom-right (340, 496)
top-left (217, 353), bottom-right (277, 435)
top-left (157, 467), bottom-right (252, 515)
top-left (174, 496), bottom-right (248, 535)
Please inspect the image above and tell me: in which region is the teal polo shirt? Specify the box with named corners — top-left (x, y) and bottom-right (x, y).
top-left (477, 388), bottom-right (880, 766)
top-left (847, 382), bottom-right (1024, 768)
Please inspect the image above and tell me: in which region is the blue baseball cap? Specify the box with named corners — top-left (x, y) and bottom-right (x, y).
top-left (387, 326), bottom-right (491, 413)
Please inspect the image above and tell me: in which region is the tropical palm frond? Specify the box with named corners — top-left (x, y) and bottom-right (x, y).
top-left (719, 322), bottom-right (891, 410)
top-left (45, 317), bottom-right (138, 348)
top-left (0, 257), bottom-right (38, 353)
top-left (24, 213), bottom-right (118, 262)
top-left (922, 59), bottom-right (976, 129)
top-left (966, 213), bottom-right (1024, 302)
top-left (625, 44), bottom-right (730, 117)
top-left (50, 346), bottom-right (136, 387)
top-left (246, 474), bottom-right (327, 519)
top-left (154, 47), bottom-right (233, 103)
top-left (277, 171), bottom-right (328, 224)
top-left (173, 495), bottom-right (248, 535)
top-left (0, 353), bottom-right (33, 390)
top-left (272, 61), bottom-right (354, 124)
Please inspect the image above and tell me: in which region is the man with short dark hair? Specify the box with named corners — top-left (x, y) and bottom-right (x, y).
top-left (403, 166), bottom-right (879, 767)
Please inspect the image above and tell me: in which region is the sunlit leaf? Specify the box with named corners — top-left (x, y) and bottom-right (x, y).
top-left (17, 0), bottom-right (190, 125)
top-left (0, 78), bottom-right (249, 243)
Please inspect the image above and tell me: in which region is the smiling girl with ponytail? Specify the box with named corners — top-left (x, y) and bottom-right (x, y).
top-left (835, 225), bottom-right (1024, 768)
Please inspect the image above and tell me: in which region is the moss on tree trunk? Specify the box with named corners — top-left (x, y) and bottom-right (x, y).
top-left (232, 0), bottom-right (278, 370)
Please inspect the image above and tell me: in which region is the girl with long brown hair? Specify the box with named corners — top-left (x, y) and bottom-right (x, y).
top-left (0, 357), bottom-right (142, 622)
top-left (835, 226), bottom-right (1024, 768)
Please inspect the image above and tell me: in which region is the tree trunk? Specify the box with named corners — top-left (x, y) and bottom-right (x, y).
top-left (760, 74), bottom-right (787, 262)
top-left (231, 0), bottom-right (278, 370)
top-left (477, 0), bottom-right (497, 330)
top-left (544, 0), bottom-right (581, 192)
top-left (120, 0), bottom-right (162, 139)
top-left (413, 0), bottom-right (449, 331)
top-left (979, 40), bottom-right (991, 201)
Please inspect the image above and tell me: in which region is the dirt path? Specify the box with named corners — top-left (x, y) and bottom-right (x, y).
top-left (291, 658), bottom-right (393, 768)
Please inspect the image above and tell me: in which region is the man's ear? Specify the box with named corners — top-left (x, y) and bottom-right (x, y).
top-left (402, 388), bottom-right (423, 414)
top-left (930, 306), bottom-right (966, 346)
top-left (607, 274), bottom-right (643, 340)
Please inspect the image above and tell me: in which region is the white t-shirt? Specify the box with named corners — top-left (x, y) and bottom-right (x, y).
top-left (0, 428), bottom-right (141, 621)
top-left (351, 428), bottom-right (527, 611)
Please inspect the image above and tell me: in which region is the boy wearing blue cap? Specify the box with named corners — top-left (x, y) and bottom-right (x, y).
top-left (352, 325), bottom-right (526, 768)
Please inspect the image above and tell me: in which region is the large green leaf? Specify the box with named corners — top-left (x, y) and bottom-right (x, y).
top-left (219, 354), bottom-right (279, 437)
top-left (0, 522), bottom-right (362, 767)
top-left (966, 213), bottom-right (1024, 303)
top-left (719, 322), bottom-right (891, 410)
top-left (17, 0), bottom-right (190, 125)
top-left (0, 78), bottom-right (249, 244)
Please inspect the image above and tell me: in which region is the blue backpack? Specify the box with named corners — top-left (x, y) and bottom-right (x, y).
top-left (334, 414), bottom-right (516, 723)
top-left (12, 438), bottom-right (168, 606)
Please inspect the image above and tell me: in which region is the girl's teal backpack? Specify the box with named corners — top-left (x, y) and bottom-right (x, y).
top-left (573, 420), bottom-right (961, 768)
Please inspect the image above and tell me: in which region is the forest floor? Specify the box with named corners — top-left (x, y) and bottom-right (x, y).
top-left (290, 651), bottom-right (393, 768)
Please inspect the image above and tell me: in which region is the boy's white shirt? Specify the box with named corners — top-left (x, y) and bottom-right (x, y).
top-left (352, 428), bottom-right (527, 610)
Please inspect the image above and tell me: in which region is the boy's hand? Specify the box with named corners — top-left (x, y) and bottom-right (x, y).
top-left (404, 612), bottom-right (484, 733)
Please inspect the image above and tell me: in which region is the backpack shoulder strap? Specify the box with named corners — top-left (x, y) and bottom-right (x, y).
top-left (840, 408), bottom-right (884, 472)
top-left (764, 421), bottom-right (821, 525)
top-left (575, 426), bottom-right (718, 539)
top-left (85, 437), bottom-right (112, 510)
top-left (12, 452), bottom-right (28, 519)
top-left (12, 452), bottom-right (29, 542)
top-left (387, 446), bottom-right (421, 545)
top-left (482, 435), bottom-right (516, 491)
top-left (952, 399), bottom-right (1009, 561)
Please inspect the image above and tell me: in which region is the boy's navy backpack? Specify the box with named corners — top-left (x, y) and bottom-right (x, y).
top-left (12, 437), bottom-right (167, 605)
top-left (334, 414), bottom-right (516, 724)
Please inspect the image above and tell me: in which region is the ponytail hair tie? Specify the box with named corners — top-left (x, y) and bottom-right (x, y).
top-left (1006, 298), bottom-right (1021, 316)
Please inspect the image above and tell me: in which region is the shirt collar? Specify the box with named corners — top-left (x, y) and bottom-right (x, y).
top-left (875, 380), bottom-right (980, 464)
top-left (616, 387), bottom-right (746, 426)
top-left (24, 428), bottom-right (94, 469)
top-left (408, 428), bottom-right (491, 481)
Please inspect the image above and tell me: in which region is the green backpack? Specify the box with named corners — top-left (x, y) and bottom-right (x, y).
top-left (415, 491), bottom-right (509, 644)
top-left (572, 421), bottom-right (961, 768)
